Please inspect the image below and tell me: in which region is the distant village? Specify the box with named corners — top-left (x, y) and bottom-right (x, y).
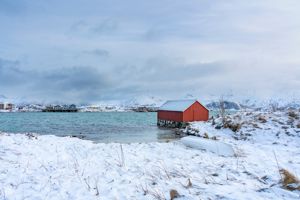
top-left (0, 103), bottom-right (15, 111)
top-left (0, 102), bottom-right (160, 112)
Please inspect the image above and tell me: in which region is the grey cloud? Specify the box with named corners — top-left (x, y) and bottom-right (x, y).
top-left (91, 18), bottom-right (118, 34)
top-left (143, 26), bottom-right (168, 41)
top-left (35, 66), bottom-right (112, 103)
top-left (82, 49), bottom-right (110, 58)
top-left (68, 18), bottom-right (118, 37)
top-left (108, 57), bottom-right (229, 99)
top-left (69, 20), bottom-right (88, 32)
top-left (42, 66), bottom-right (110, 91)
top-left (118, 57), bottom-right (226, 82)
top-left (0, 58), bottom-right (28, 85)
top-left (0, 58), bottom-right (20, 68)
top-left (0, 58), bottom-right (113, 103)
top-left (1, 0), bottom-right (300, 102)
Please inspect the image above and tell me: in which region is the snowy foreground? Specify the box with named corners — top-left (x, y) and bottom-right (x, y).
top-left (1, 111), bottom-right (300, 199)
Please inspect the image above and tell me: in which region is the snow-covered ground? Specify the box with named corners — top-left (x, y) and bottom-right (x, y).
top-left (0, 110), bottom-right (300, 199)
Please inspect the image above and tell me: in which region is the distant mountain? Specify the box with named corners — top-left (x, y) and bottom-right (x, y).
top-left (206, 100), bottom-right (241, 110)
top-left (122, 96), bottom-right (164, 108)
top-left (237, 98), bottom-right (300, 110)
top-left (0, 94), bottom-right (7, 101)
top-left (3, 93), bottom-right (300, 112)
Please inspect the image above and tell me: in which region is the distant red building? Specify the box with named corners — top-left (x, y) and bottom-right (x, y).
top-left (157, 100), bottom-right (209, 127)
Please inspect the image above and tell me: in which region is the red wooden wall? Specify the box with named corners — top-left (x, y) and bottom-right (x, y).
top-left (182, 101), bottom-right (209, 122)
top-left (157, 110), bottom-right (183, 122)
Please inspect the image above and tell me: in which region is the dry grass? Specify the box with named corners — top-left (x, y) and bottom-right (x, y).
top-left (224, 121), bottom-right (242, 132)
top-left (211, 136), bottom-right (217, 140)
top-left (116, 144), bottom-right (125, 167)
top-left (251, 123), bottom-right (260, 129)
top-left (140, 184), bottom-right (166, 200)
top-left (25, 133), bottom-right (38, 140)
top-left (280, 169), bottom-right (300, 191)
top-left (269, 102), bottom-right (279, 112)
top-left (258, 116), bottom-right (267, 123)
top-left (218, 96), bottom-right (226, 125)
top-left (170, 189), bottom-right (180, 200)
top-left (187, 178), bottom-right (192, 188)
top-left (0, 188), bottom-right (5, 200)
top-left (288, 110), bottom-right (299, 119)
top-left (203, 133), bottom-right (209, 139)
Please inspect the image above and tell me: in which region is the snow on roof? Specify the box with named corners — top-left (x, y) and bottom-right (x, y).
top-left (158, 99), bottom-right (198, 112)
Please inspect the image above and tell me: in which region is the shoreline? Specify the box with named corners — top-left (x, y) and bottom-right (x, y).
top-left (1, 110), bottom-right (300, 199)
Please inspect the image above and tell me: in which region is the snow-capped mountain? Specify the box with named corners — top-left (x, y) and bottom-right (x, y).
top-left (206, 101), bottom-right (241, 110)
top-left (2, 93), bottom-right (300, 112)
top-left (121, 96), bottom-right (165, 108)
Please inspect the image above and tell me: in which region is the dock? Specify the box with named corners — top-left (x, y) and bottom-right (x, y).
top-left (42, 105), bottom-right (78, 112)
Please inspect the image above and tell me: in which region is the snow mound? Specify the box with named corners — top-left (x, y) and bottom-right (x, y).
top-left (181, 136), bottom-right (235, 157)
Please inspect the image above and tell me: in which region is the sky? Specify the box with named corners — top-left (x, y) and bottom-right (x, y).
top-left (0, 0), bottom-right (300, 104)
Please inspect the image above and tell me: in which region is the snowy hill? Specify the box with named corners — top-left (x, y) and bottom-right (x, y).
top-left (121, 96), bottom-right (165, 108)
top-left (3, 94), bottom-right (300, 112)
top-left (206, 100), bottom-right (242, 110)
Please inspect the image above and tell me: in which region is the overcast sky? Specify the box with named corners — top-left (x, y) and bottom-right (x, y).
top-left (0, 0), bottom-right (300, 103)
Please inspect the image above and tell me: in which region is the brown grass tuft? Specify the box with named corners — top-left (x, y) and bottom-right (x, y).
top-left (211, 136), bottom-right (217, 140)
top-left (25, 133), bottom-right (38, 140)
top-left (203, 133), bottom-right (209, 139)
top-left (258, 116), bottom-right (267, 123)
top-left (224, 122), bottom-right (242, 132)
top-left (187, 178), bottom-right (192, 188)
top-left (280, 169), bottom-right (300, 191)
top-left (170, 189), bottom-right (180, 200)
top-left (288, 110), bottom-right (299, 119)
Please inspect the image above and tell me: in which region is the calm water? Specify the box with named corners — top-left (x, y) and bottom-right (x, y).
top-left (0, 112), bottom-right (178, 143)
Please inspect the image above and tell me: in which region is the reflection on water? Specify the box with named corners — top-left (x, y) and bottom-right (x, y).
top-left (156, 127), bottom-right (183, 142)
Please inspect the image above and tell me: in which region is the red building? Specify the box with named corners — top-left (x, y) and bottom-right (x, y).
top-left (157, 100), bottom-right (209, 127)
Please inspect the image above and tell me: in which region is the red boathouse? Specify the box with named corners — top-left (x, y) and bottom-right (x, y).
top-left (157, 99), bottom-right (209, 128)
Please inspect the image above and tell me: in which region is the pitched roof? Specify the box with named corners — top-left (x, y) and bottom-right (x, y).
top-left (158, 99), bottom-right (198, 112)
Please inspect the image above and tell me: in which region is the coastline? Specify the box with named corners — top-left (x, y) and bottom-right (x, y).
top-left (1, 110), bottom-right (300, 199)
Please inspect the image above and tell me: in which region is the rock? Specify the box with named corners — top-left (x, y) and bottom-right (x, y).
top-left (71, 135), bottom-right (86, 139)
top-left (252, 123), bottom-right (260, 128)
top-left (215, 125), bottom-right (222, 129)
top-left (297, 123), bottom-right (300, 129)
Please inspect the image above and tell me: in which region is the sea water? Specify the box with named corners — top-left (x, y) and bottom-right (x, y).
top-left (0, 112), bottom-right (178, 143)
